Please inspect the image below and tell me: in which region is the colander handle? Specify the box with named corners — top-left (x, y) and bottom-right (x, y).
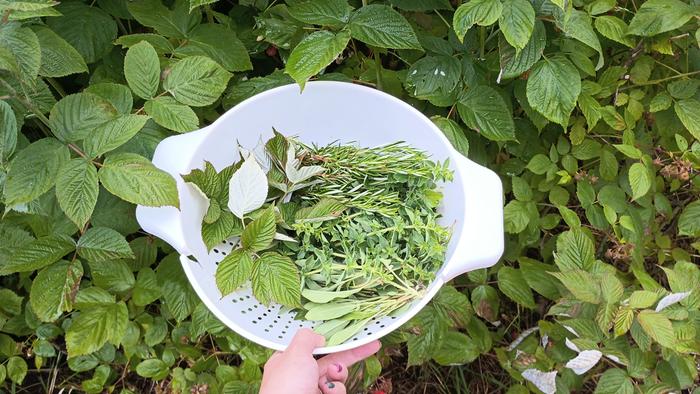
top-left (440, 153), bottom-right (504, 282)
top-left (135, 127), bottom-right (212, 255)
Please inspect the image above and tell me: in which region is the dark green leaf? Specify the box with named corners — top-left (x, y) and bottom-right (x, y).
top-left (175, 23), bottom-right (252, 72)
top-left (65, 302), bottom-right (128, 357)
top-left (144, 96), bottom-right (199, 133)
top-left (453, 0), bottom-right (502, 41)
top-left (287, 0), bottom-right (352, 27)
top-left (46, 2), bottom-right (117, 63)
top-left (33, 26), bottom-right (87, 77)
top-left (55, 158), bottom-right (99, 228)
top-left (30, 260), bottom-right (83, 322)
top-left (124, 41), bottom-right (160, 100)
top-left (349, 4), bottom-right (421, 49)
top-left (286, 30), bottom-right (351, 89)
top-left (3, 138), bottom-right (69, 206)
top-left (0, 234), bottom-right (75, 275)
top-left (457, 85), bottom-right (515, 141)
top-left (163, 56), bottom-right (232, 107)
top-left (527, 55), bottom-right (581, 127)
top-left (77, 227), bottom-right (134, 262)
top-left (49, 93), bottom-right (118, 142)
top-left (98, 153), bottom-right (179, 208)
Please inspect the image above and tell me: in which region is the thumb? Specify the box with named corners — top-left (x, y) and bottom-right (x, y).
top-left (286, 328), bottom-right (325, 355)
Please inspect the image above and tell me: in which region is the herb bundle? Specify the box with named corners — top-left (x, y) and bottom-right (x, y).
top-left (183, 131), bottom-right (452, 344)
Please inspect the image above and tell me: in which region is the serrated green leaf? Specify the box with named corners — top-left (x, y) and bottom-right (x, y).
top-left (163, 56), bottom-right (232, 107)
top-left (432, 116), bottom-right (469, 156)
top-left (627, 0), bottom-right (695, 37)
top-left (99, 153), bottom-right (179, 208)
top-left (674, 99), bottom-right (700, 141)
top-left (114, 33), bottom-right (175, 54)
top-left (288, 0), bottom-right (352, 27)
top-left (601, 274), bottom-right (624, 303)
top-left (503, 200), bottom-right (530, 233)
top-left (526, 154), bottom-right (553, 175)
top-left (614, 307), bottom-right (634, 337)
top-left (499, 20), bottom-right (546, 80)
top-left (144, 96), bottom-right (199, 133)
top-left (457, 85), bottom-right (515, 141)
top-left (251, 252), bottom-right (300, 307)
top-left (286, 30), bottom-right (350, 90)
top-left (241, 206), bottom-right (276, 252)
top-left (498, 0), bottom-right (535, 50)
top-left (649, 92), bottom-right (672, 113)
top-left (594, 16), bottom-right (635, 47)
top-left (83, 114), bottom-right (149, 159)
top-left (29, 260), bottom-right (82, 322)
top-left (613, 144), bottom-right (642, 159)
top-left (560, 10), bottom-right (604, 70)
top-left (84, 83), bottom-right (134, 115)
top-left (594, 368), bottom-right (634, 394)
top-left (77, 227), bottom-right (134, 262)
top-left (407, 306), bottom-right (448, 365)
top-left (628, 290), bottom-right (659, 309)
top-left (550, 270), bottom-right (601, 304)
top-left (3, 138), bottom-right (70, 206)
top-left (629, 162), bottom-right (651, 200)
top-left (0, 23), bottom-right (40, 82)
top-left (32, 26), bottom-right (87, 77)
top-left (6, 356), bottom-right (27, 384)
top-left (133, 268), bottom-right (161, 306)
top-left (636, 310), bottom-right (675, 348)
top-left (88, 259), bottom-right (135, 293)
top-left (0, 234), bottom-right (74, 275)
top-left (527, 55), bottom-right (581, 127)
top-left (432, 331), bottom-right (480, 365)
top-left (156, 254), bottom-right (198, 321)
top-left (0, 100), bottom-right (17, 163)
top-left (555, 229), bottom-right (595, 271)
top-left (175, 23), bottom-right (252, 72)
top-left (65, 301), bottom-right (128, 357)
top-left (46, 2), bottom-right (117, 63)
top-left (55, 158), bottom-right (99, 228)
top-left (677, 200), bottom-right (700, 237)
top-left (124, 41), bottom-right (160, 100)
top-left (349, 4), bottom-right (421, 49)
top-left (49, 93), bottom-right (118, 142)
top-left (497, 267), bottom-right (536, 308)
top-left (216, 250), bottom-right (254, 296)
top-left (202, 211), bottom-right (241, 252)
top-left (453, 0), bottom-right (502, 41)
top-left (136, 358), bottom-right (169, 379)
top-left (519, 258), bottom-right (560, 300)
top-left (405, 55), bottom-right (461, 98)
top-left (127, 0), bottom-right (200, 39)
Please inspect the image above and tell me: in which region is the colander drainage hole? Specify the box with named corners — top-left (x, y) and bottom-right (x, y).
top-left (263, 313), bottom-right (267, 317)
top-left (264, 329), bottom-right (269, 332)
top-left (213, 249), bottom-right (219, 253)
top-left (245, 295), bottom-right (251, 299)
top-left (252, 321), bottom-right (257, 324)
top-left (278, 335), bottom-right (283, 339)
top-left (281, 331), bottom-right (286, 335)
top-left (257, 317), bottom-right (262, 320)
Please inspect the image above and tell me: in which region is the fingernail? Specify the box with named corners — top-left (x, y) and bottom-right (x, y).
top-left (334, 363), bottom-right (342, 372)
top-left (327, 382), bottom-right (336, 389)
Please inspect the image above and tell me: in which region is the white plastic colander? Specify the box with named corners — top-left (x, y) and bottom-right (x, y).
top-left (135, 81), bottom-right (504, 354)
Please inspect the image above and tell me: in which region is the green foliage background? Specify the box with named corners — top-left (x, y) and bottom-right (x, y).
top-left (0, 0), bottom-right (699, 392)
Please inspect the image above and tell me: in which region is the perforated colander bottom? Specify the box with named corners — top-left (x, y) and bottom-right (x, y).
top-left (204, 237), bottom-right (399, 345)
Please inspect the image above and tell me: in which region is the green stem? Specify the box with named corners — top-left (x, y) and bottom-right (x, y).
top-left (45, 77), bottom-right (66, 98)
top-left (623, 70), bottom-right (700, 88)
top-left (373, 50), bottom-right (384, 91)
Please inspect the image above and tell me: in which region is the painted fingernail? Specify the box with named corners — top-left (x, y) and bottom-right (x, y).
top-left (334, 363), bottom-right (342, 372)
top-left (327, 382), bottom-right (336, 389)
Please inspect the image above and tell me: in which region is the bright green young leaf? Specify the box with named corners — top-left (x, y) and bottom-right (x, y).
top-left (136, 358), bottom-right (169, 379)
top-left (453, 0), bottom-right (503, 42)
top-left (286, 30), bottom-right (351, 90)
top-left (526, 154), bottom-right (554, 175)
top-left (629, 163), bottom-right (651, 200)
top-left (626, 0), bottom-right (695, 37)
top-left (497, 267), bottom-right (536, 308)
top-left (594, 16), bottom-right (635, 47)
top-left (0, 23), bottom-right (40, 82)
top-left (649, 91), bottom-right (672, 113)
top-left (202, 211), bottom-right (241, 251)
top-left (498, 0), bottom-right (535, 50)
top-left (189, 0), bottom-right (217, 12)
top-left (349, 4), bottom-right (421, 49)
top-left (0, 234), bottom-right (75, 275)
top-left (55, 158), bottom-right (99, 228)
top-left (251, 252), bottom-right (301, 307)
top-left (83, 114), bottom-right (149, 158)
top-left (124, 41), bottom-right (160, 100)
top-left (175, 24), bottom-right (252, 72)
top-left (457, 85), bottom-right (515, 141)
top-left (216, 249), bottom-right (254, 296)
top-left (84, 83), bottom-right (134, 115)
top-left (99, 153), bottom-right (179, 208)
top-left (77, 227), bottom-right (134, 262)
top-left (287, 0), bottom-right (352, 27)
top-left (600, 274), bottom-right (624, 303)
top-left (432, 116), bottom-right (469, 157)
top-left (241, 207), bottom-right (277, 252)
top-left (614, 307), bottom-right (634, 337)
top-left (636, 310), bottom-right (675, 348)
top-left (65, 301), bottom-right (128, 357)
top-left (527, 55), bottom-right (581, 127)
top-left (0, 100), bottom-right (17, 163)
top-left (677, 200), bottom-right (700, 237)
top-left (163, 56), bottom-right (232, 107)
top-left (550, 270), bottom-right (601, 304)
top-left (32, 26), bottom-right (87, 77)
top-left (30, 260), bottom-right (83, 322)
top-left (49, 93), bottom-right (118, 142)
top-left (674, 99), bottom-right (700, 141)
top-left (613, 144), bottom-right (642, 159)
top-left (133, 268), bottom-right (161, 306)
top-left (3, 138), bottom-right (70, 206)
top-left (144, 96), bottom-right (199, 133)
top-left (503, 200), bottom-right (531, 234)
top-left (46, 2), bottom-right (117, 63)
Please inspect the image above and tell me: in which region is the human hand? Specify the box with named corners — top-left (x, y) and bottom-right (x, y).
top-left (259, 329), bottom-right (381, 394)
